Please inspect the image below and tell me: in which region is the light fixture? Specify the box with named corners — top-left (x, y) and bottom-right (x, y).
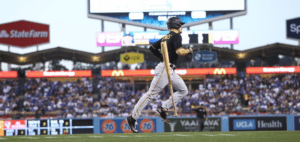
top-left (92, 56), bottom-right (101, 62)
top-left (237, 53), bottom-right (246, 59)
top-left (19, 56), bottom-right (27, 62)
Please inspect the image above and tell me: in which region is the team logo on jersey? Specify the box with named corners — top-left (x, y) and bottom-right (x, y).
top-left (101, 119), bottom-right (117, 133)
top-left (121, 120), bottom-right (132, 133)
top-left (139, 119), bottom-right (155, 133)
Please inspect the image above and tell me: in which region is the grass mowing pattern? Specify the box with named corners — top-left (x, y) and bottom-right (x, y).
top-left (1, 131), bottom-right (300, 142)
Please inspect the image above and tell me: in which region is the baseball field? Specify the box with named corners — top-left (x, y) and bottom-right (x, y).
top-left (1, 131), bottom-right (299, 142)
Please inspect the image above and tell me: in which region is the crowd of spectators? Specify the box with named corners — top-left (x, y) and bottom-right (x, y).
top-left (0, 79), bottom-right (19, 116)
top-left (1, 73), bottom-right (300, 119)
top-left (23, 78), bottom-right (94, 118)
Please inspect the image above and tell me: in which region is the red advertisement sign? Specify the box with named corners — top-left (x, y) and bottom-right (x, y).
top-left (0, 71), bottom-right (17, 78)
top-left (101, 68), bottom-right (236, 77)
top-left (246, 66), bottom-right (300, 74)
top-left (4, 120), bottom-right (26, 129)
top-left (0, 20), bottom-right (49, 47)
top-left (26, 70), bottom-right (92, 78)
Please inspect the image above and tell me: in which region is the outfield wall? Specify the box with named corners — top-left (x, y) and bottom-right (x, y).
top-left (1, 115), bottom-right (299, 136)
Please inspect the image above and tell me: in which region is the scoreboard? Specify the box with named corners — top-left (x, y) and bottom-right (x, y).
top-left (1, 119), bottom-right (93, 136)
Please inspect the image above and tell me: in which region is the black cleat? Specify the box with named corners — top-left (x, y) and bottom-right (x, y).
top-left (126, 116), bottom-right (139, 133)
top-left (156, 108), bottom-right (170, 125)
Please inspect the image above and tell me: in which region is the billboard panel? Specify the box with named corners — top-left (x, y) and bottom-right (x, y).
top-left (101, 68), bottom-right (236, 77)
top-left (246, 66), bottom-right (300, 74)
top-left (100, 118), bottom-right (156, 133)
top-left (294, 116), bottom-right (300, 130)
top-left (97, 32), bottom-right (123, 46)
top-left (229, 117), bottom-right (287, 131)
top-left (0, 20), bottom-right (49, 47)
top-left (97, 30), bottom-right (239, 46)
top-left (193, 51), bottom-right (217, 62)
top-left (165, 117), bottom-right (221, 132)
top-left (88, 0), bottom-right (246, 29)
top-left (286, 17), bottom-right (300, 40)
top-left (120, 52), bottom-right (144, 64)
top-left (26, 70), bottom-right (92, 78)
top-left (0, 71), bottom-right (18, 78)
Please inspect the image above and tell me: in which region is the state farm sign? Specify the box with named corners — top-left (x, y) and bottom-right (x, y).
top-left (0, 20), bottom-right (49, 47)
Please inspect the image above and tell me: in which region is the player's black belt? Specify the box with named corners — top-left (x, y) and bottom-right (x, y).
top-left (161, 62), bottom-right (176, 70)
top-left (170, 64), bottom-right (176, 70)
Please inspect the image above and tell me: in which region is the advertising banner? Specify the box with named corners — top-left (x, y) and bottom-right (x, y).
top-left (100, 118), bottom-right (156, 133)
top-left (193, 51), bottom-right (217, 62)
top-left (4, 120), bottom-right (26, 136)
top-left (96, 30), bottom-right (239, 46)
top-left (229, 117), bottom-right (287, 131)
top-left (89, 0), bottom-right (246, 28)
top-left (102, 68), bottom-right (236, 77)
top-left (0, 20), bottom-right (49, 47)
top-left (0, 71), bottom-right (18, 78)
top-left (246, 66), bottom-right (300, 74)
top-left (286, 17), bottom-right (300, 40)
top-left (120, 52), bottom-right (144, 64)
top-left (26, 70), bottom-right (92, 78)
top-left (294, 116), bottom-right (300, 130)
top-left (97, 32), bottom-right (123, 46)
top-left (0, 120), bottom-right (3, 137)
top-left (165, 117), bottom-right (221, 132)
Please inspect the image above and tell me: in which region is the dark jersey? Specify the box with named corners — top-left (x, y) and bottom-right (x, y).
top-left (151, 31), bottom-right (183, 65)
top-left (192, 108), bottom-right (207, 119)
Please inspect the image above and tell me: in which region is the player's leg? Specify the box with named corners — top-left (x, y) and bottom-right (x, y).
top-left (200, 119), bottom-right (205, 131)
top-left (162, 71), bottom-right (188, 110)
top-left (127, 63), bottom-right (168, 132)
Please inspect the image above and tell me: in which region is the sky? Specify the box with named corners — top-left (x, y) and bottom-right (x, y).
top-left (0, 0), bottom-right (300, 70)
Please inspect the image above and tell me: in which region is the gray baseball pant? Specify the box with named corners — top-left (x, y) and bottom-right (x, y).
top-left (131, 62), bottom-right (188, 119)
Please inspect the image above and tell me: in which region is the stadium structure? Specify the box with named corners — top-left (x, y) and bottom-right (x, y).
top-left (1, 0), bottom-right (300, 141)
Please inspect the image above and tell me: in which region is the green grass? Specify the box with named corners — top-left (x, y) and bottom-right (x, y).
top-left (1, 131), bottom-right (300, 142)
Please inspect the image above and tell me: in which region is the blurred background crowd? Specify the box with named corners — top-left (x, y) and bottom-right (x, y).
top-left (1, 73), bottom-right (300, 119)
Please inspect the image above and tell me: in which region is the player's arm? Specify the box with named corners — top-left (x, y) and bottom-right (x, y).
top-left (149, 39), bottom-right (162, 58)
top-left (174, 34), bottom-right (193, 56)
top-left (176, 47), bottom-right (193, 56)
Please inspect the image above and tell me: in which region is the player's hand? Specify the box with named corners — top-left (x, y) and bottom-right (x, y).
top-left (206, 118), bottom-right (208, 120)
top-left (189, 47), bottom-right (193, 53)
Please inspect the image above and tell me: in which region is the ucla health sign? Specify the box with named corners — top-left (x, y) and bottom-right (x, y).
top-left (286, 17), bottom-right (300, 40)
top-left (229, 117), bottom-right (287, 131)
top-left (193, 51), bottom-right (217, 62)
top-left (233, 119), bottom-right (256, 130)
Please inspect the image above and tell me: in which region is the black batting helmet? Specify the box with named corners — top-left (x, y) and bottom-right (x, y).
top-left (167, 17), bottom-right (185, 29)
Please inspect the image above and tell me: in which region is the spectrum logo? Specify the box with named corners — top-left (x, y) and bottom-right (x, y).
top-left (139, 119), bottom-right (155, 133)
top-left (101, 119), bottom-right (117, 133)
top-left (233, 119), bottom-right (256, 130)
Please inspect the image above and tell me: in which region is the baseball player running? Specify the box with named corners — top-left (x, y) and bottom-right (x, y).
top-left (127, 17), bottom-right (193, 133)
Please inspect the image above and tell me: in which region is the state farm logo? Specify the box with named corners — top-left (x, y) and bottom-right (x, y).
top-left (0, 29), bottom-right (48, 38)
top-left (0, 30), bottom-right (9, 38)
top-left (0, 20), bottom-right (50, 47)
